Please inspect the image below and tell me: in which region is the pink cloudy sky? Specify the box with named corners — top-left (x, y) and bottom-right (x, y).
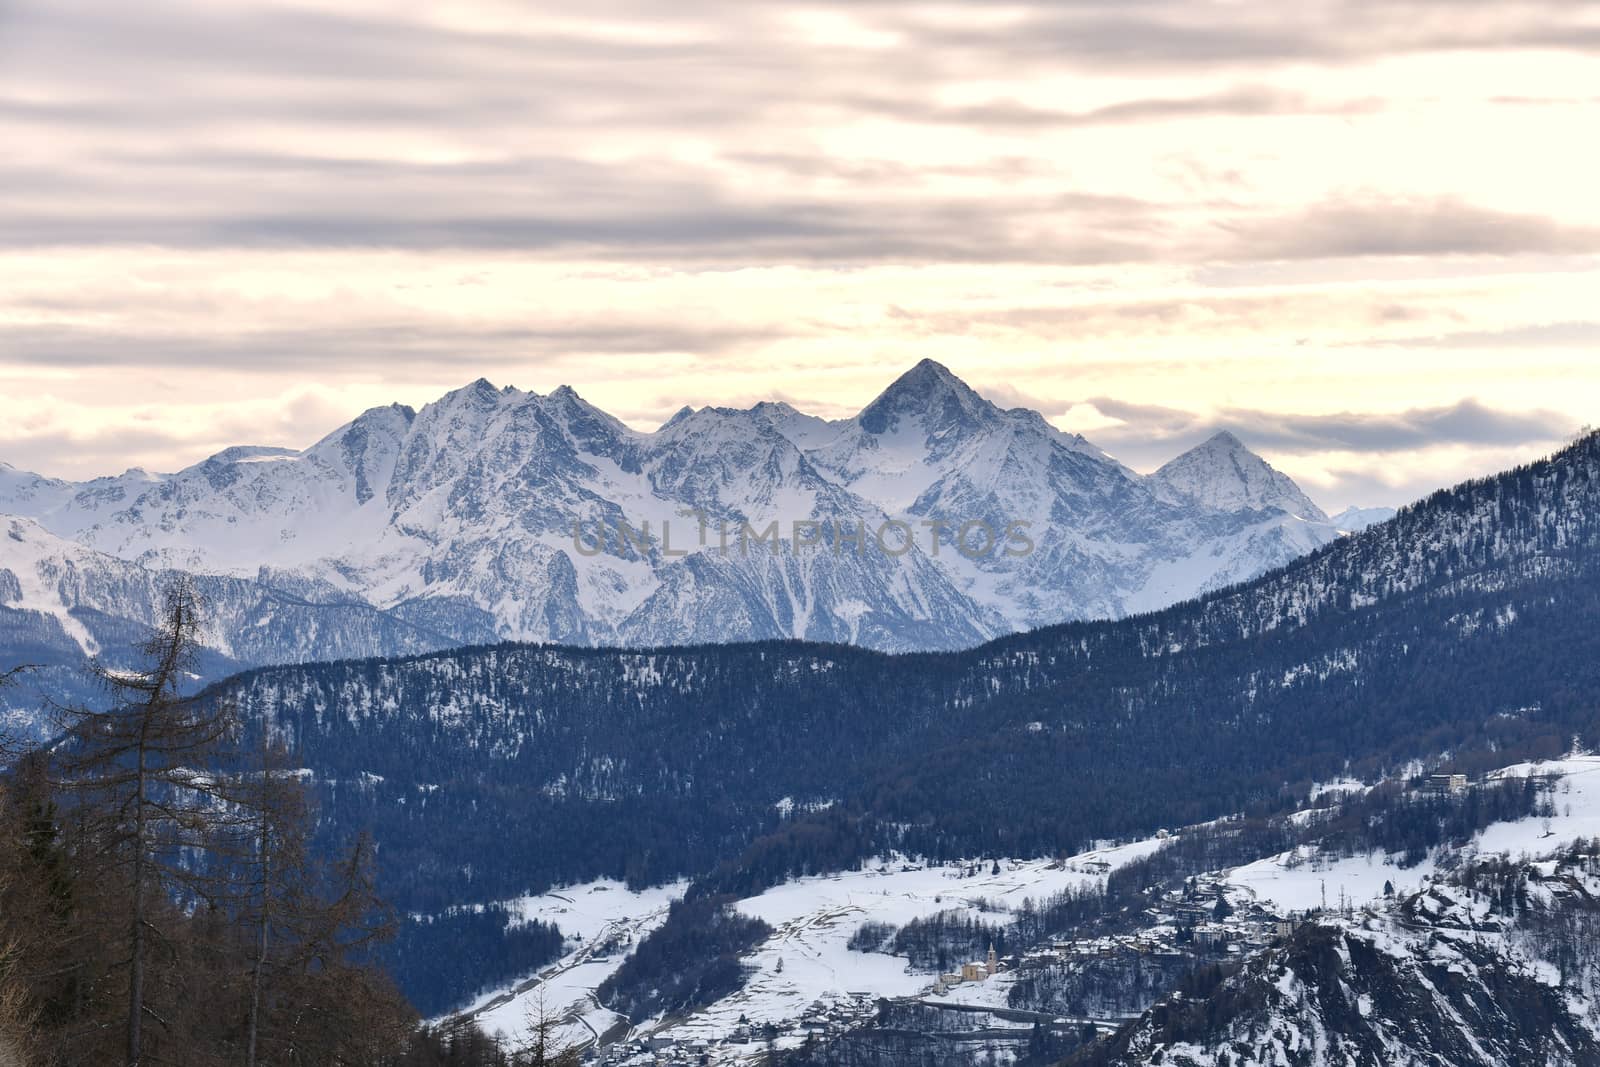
top-left (2, 0), bottom-right (1596, 508)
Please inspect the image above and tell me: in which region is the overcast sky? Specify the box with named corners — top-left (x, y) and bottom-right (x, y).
top-left (2, 0), bottom-right (1597, 508)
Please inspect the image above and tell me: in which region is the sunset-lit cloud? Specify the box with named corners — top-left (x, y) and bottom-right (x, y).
top-left (1, 0), bottom-right (1595, 507)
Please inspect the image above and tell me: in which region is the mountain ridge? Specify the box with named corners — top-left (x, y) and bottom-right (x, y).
top-left (1, 363), bottom-right (1391, 703)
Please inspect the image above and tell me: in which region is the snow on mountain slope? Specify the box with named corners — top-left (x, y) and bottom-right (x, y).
top-left (1481, 755), bottom-right (1600, 853)
top-left (0, 516), bottom-right (108, 656)
top-left (1095, 877), bottom-right (1600, 1067)
top-left (1228, 756), bottom-right (1600, 918)
top-left (0, 361), bottom-right (1356, 659)
top-left (0, 514), bottom-right (483, 725)
top-left (1228, 846), bottom-right (1440, 916)
top-left (1150, 431), bottom-right (1327, 521)
top-left (677, 842), bottom-right (1166, 1047)
top-left (1330, 504), bottom-right (1400, 531)
top-left (462, 880), bottom-right (688, 1049)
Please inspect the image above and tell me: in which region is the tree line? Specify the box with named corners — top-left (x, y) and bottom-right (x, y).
top-left (0, 582), bottom-right (564, 1066)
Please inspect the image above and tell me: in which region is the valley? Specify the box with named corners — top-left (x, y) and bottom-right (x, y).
top-left (434, 756), bottom-right (1600, 1067)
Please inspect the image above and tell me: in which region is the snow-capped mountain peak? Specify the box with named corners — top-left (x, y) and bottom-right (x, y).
top-left (660, 405), bottom-right (697, 430)
top-left (856, 358), bottom-right (996, 438)
top-left (0, 363), bottom-right (1359, 662)
top-left (1150, 430), bottom-right (1328, 522)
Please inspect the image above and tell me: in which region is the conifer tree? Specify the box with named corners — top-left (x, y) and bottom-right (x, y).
top-left (49, 579), bottom-right (247, 1066)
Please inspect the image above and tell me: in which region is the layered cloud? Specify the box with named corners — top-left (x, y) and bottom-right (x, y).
top-left (1078, 397), bottom-right (1575, 462)
top-left (1, 0), bottom-right (1596, 503)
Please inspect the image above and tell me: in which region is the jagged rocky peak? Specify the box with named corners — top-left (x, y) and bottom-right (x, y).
top-left (303, 402), bottom-right (417, 506)
top-left (310, 401), bottom-right (416, 448)
top-left (0, 361), bottom-right (1364, 659)
top-left (416, 378), bottom-right (622, 441)
top-left (1150, 430), bottom-right (1328, 521)
top-left (856, 358), bottom-right (997, 436)
top-left (644, 402), bottom-right (815, 496)
top-left (419, 376), bottom-right (524, 417)
top-left (660, 405), bottom-right (696, 430)
top-left (545, 384), bottom-right (616, 418)
top-left (747, 400), bottom-right (842, 452)
top-left (540, 383), bottom-right (636, 451)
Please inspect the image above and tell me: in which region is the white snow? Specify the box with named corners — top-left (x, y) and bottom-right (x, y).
top-left (1232, 755), bottom-right (1600, 916)
top-left (1149, 431), bottom-right (1327, 522)
top-left (1479, 754), bottom-right (1600, 857)
top-left (1229, 847), bottom-right (1434, 915)
top-left (451, 840), bottom-right (1166, 1052)
top-left (0, 365), bottom-right (1352, 653)
top-left (1, 517), bottom-right (103, 655)
top-left (459, 879), bottom-right (688, 1048)
top-left (664, 844), bottom-right (1161, 1044)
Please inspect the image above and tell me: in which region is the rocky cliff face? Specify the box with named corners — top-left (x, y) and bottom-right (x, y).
top-left (1076, 858), bottom-right (1600, 1067)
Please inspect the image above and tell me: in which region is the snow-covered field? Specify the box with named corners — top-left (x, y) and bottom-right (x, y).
top-left (461, 756), bottom-right (1600, 1056)
top-left (457, 840), bottom-right (1164, 1050)
top-left (1230, 755), bottom-right (1600, 916)
top-left (1228, 846), bottom-right (1438, 914)
top-left (461, 880), bottom-right (686, 1048)
top-left (1481, 754), bottom-right (1600, 854)
top-left (664, 841), bottom-right (1163, 1045)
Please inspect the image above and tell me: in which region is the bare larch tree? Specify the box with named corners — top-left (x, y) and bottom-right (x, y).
top-left (49, 579), bottom-right (246, 1067)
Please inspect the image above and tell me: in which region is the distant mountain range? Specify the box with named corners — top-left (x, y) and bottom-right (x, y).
top-left (0, 361), bottom-right (1394, 709)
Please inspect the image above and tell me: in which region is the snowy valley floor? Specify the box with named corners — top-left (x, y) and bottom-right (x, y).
top-left (449, 755), bottom-right (1600, 1064)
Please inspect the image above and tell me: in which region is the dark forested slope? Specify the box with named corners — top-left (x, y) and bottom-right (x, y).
top-left (202, 433), bottom-right (1600, 930)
